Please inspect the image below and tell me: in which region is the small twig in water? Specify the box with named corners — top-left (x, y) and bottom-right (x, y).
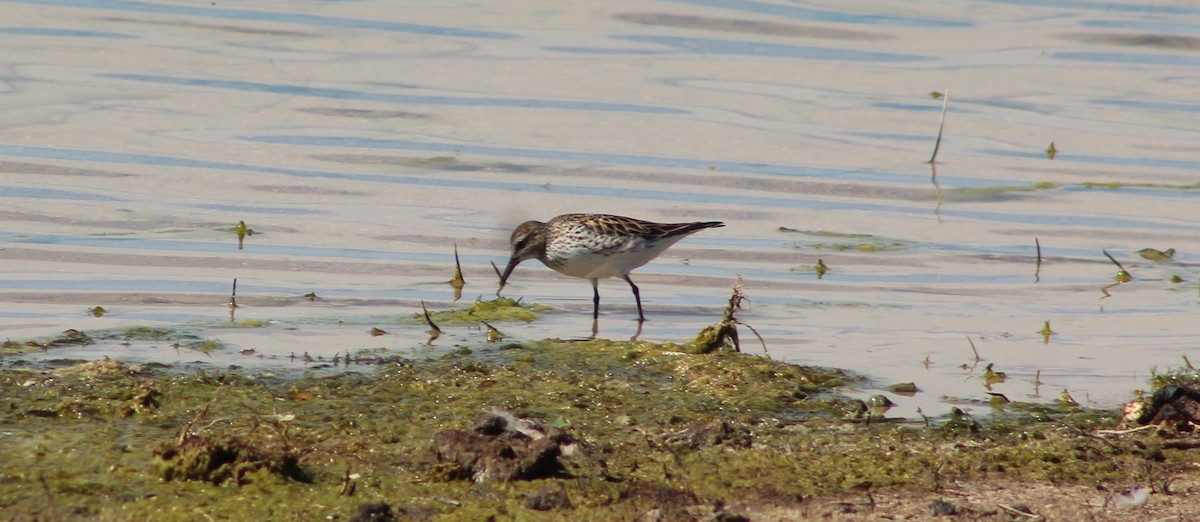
top-left (1103, 249), bottom-right (1133, 282)
top-left (967, 336), bottom-right (981, 363)
top-left (1034, 237), bottom-right (1042, 283)
top-left (928, 89), bottom-right (950, 164)
top-left (930, 162), bottom-right (943, 222)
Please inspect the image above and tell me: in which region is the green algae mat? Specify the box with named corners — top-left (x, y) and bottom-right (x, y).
top-left (4, 335), bottom-right (1200, 521)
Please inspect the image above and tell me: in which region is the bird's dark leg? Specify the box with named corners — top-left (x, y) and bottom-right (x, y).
top-left (623, 275), bottom-right (645, 322)
top-left (591, 278), bottom-right (601, 320)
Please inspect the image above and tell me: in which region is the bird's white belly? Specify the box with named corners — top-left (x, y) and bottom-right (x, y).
top-left (546, 237), bottom-right (680, 279)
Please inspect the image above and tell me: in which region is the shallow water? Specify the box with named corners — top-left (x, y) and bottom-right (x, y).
top-left (3, 0), bottom-right (1199, 418)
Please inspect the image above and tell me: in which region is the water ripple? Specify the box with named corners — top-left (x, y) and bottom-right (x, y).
top-left (1, 143), bottom-right (1192, 231)
top-left (552, 35), bottom-right (933, 62)
top-left (0, 185), bottom-right (121, 201)
top-left (1054, 51), bottom-right (1200, 67)
top-left (2, 0), bottom-right (516, 39)
top-left (0, 26), bottom-right (135, 38)
top-left (101, 74), bottom-right (686, 114)
top-left (668, 0), bottom-right (973, 28)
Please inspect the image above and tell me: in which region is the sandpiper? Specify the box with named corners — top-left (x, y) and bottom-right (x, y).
top-left (498, 213), bottom-right (724, 322)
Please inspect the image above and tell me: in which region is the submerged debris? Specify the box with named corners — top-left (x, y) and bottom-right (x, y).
top-left (234, 220), bottom-right (254, 250)
top-left (1137, 247), bottom-right (1175, 261)
top-left (983, 363), bottom-right (1007, 388)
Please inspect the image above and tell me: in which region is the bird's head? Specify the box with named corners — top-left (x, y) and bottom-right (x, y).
top-left (498, 220), bottom-right (546, 291)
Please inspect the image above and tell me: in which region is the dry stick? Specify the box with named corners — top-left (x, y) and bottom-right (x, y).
top-left (928, 89), bottom-right (950, 164)
top-left (1102, 249), bottom-right (1122, 268)
top-left (40, 474), bottom-right (55, 514)
top-left (930, 162), bottom-right (943, 222)
top-left (1034, 237), bottom-right (1042, 282)
top-left (737, 320), bottom-right (770, 358)
top-left (997, 504), bottom-right (1043, 520)
top-left (967, 336), bottom-right (981, 363)
top-left (1096, 425), bottom-right (1157, 436)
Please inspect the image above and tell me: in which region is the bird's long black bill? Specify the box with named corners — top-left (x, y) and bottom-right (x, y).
top-left (496, 256), bottom-right (521, 295)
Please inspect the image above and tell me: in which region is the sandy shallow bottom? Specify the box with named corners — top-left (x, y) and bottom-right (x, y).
top-left (3, 0), bottom-right (1200, 421)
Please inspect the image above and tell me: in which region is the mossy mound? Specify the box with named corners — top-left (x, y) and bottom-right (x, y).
top-left (153, 433), bottom-right (311, 485)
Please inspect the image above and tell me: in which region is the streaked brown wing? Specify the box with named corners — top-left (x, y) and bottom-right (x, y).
top-left (578, 214), bottom-right (723, 241)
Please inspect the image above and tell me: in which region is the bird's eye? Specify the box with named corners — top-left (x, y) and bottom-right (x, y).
top-left (515, 239), bottom-right (527, 251)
